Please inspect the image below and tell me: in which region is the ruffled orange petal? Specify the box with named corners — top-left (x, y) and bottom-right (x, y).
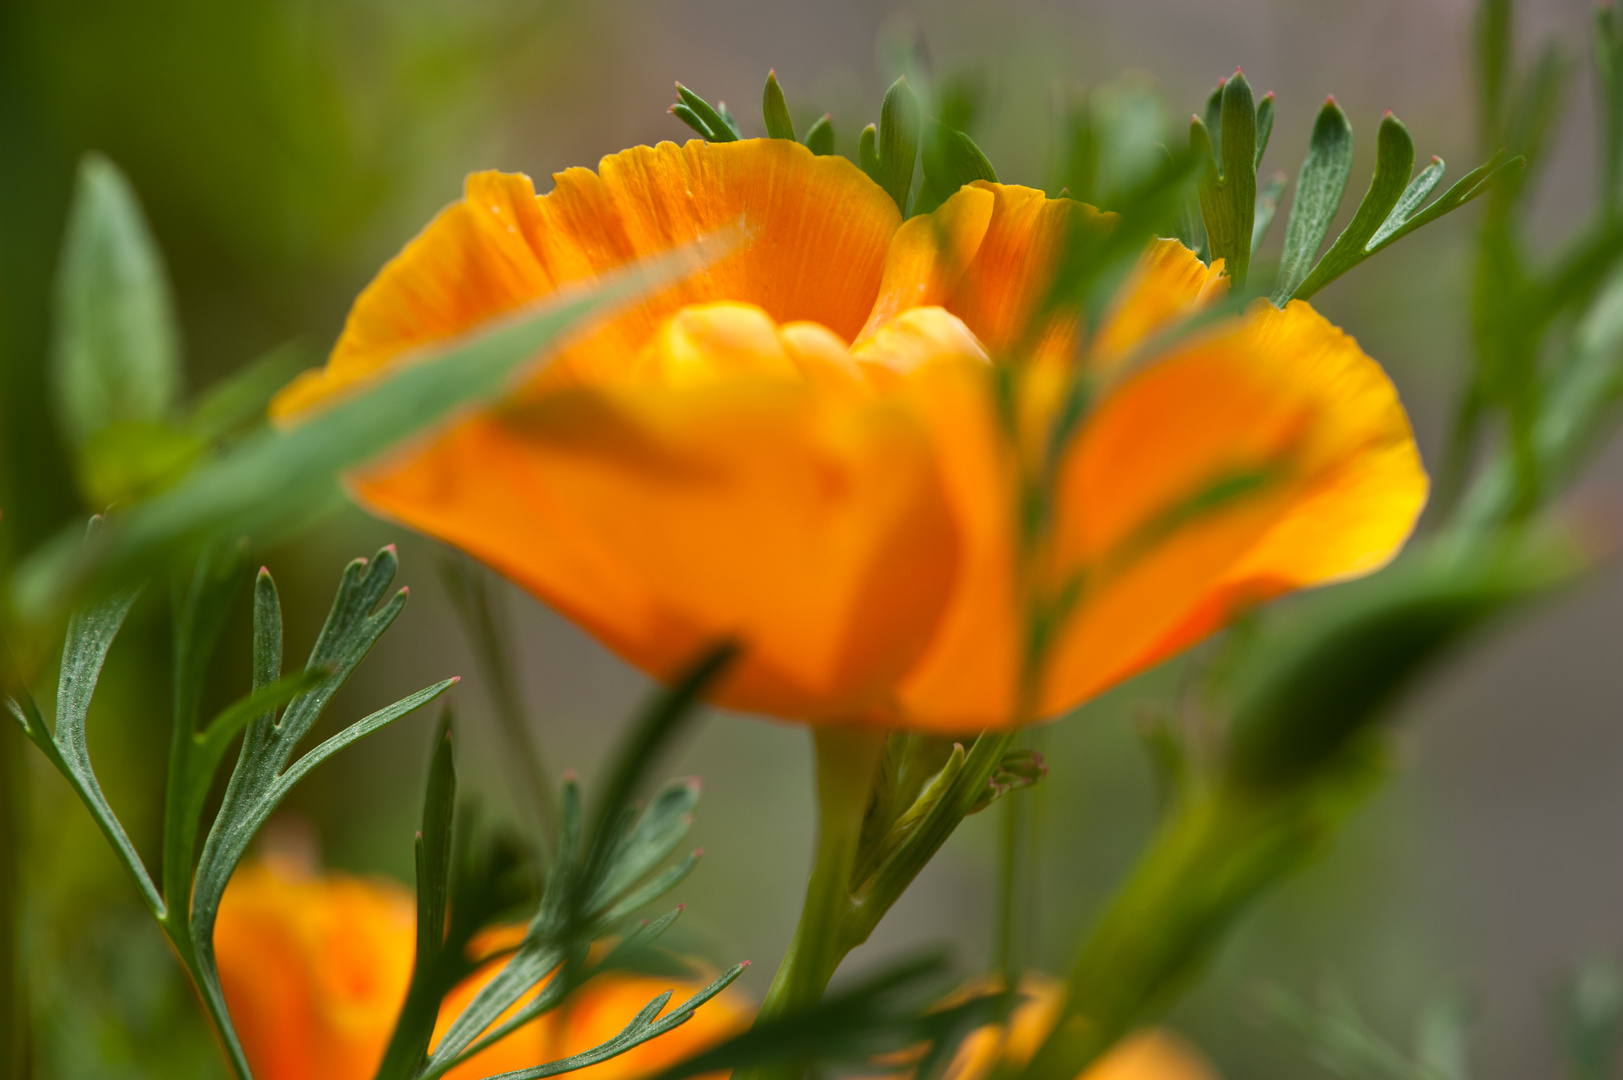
top-left (273, 139), bottom-right (900, 416)
top-left (1037, 298), bottom-right (1427, 714)
top-left (351, 302), bottom-right (959, 721)
top-left (940, 183), bottom-right (1092, 360)
top-left (1092, 239), bottom-right (1229, 367)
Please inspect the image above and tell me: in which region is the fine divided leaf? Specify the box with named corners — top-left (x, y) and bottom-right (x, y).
top-left (1272, 98), bottom-right (1354, 305)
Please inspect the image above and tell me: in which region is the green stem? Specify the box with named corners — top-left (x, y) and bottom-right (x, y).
top-left (0, 719), bottom-right (26, 1080)
top-left (440, 557), bottom-right (558, 849)
top-left (756, 726), bottom-right (887, 1023)
top-left (993, 770), bottom-right (1027, 981)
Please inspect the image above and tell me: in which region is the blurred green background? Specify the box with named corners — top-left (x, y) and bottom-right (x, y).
top-left (0, 0), bottom-right (1614, 1077)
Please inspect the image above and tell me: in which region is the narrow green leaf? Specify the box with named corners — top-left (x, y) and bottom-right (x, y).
top-left (1271, 98), bottom-right (1353, 305)
top-left (715, 102), bottom-right (741, 139)
top-left (803, 114), bottom-right (834, 156)
top-left (1251, 171), bottom-right (1287, 255)
top-left (15, 241), bottom-right (718, 622)
top-left (1194, 70), bottom-right (1257, 287)
top-left (587, 778), bottom-right (700, 915)
top-left (875, 76), bottom-right (922, 214)
top-left (1369, 150), bottom-right (1520, 253)
top-left (485, 965), bottom-right (749, 1080)
top-left (1254, 91), bottom-right (1275, 169)
top-left (1202, 80), bottom-right (1224, 149)
top-left (674, 84), bottom-right (738, 142)
top-left (581, 643), bottom-right (736, 892)
top-left (1476, 0), bottom-right (1512, 146)
top-left (51, 153), bottom-right (182, 448)
top-left (1290, 111), bottom-right (1415, 301)
top-left (762, 70), bottom-right (795, 141)
top-left (669, 103), bottom-right (715, 141)
top-left (858, 123), bottom-right (880, 179)
top-left (375, 714), bottom-right (459, 1080)
top-left (5, 564), bottom-right (161, 916)
top-left (1366, 156), bottom-right (1446, 250)
top-left (915, 117), bottom-right (998, 216)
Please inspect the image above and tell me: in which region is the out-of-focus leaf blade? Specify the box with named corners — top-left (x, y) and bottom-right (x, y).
top-left (14, 241), bottom-right (720, 622)
top-left (51, 153), bottom-right (182, 448)
top-left (1194, 70), bottom-right (1257, 287)
top-left (1226, 533), bottom-right (1582, 786)
top-left (915, 117), bottom-right (998, 216)
top-left (804, 114), bottom-right (835, 156)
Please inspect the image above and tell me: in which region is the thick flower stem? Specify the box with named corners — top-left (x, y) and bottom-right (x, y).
top-left (749, 725), bottom-right (887, 1052)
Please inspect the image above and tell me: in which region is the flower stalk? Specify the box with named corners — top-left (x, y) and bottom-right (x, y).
top-left (756, 725), bottom-right (889, 1023)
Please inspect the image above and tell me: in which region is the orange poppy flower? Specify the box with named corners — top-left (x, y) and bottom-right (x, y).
top-left (937, 973), bottom-right (1217, 1080)
top-left (272, 138), bottom-right (1425, 731)
top-left (214, 859), bottom-right (752, 1080)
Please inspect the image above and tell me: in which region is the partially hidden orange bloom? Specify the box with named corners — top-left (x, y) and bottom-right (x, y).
top-left (272, 138), bottom-right (1427, 732)
top-left (939, 974), bottom-right (1217, 1080)
top-left (214, 859), bottom-right (752, 1080)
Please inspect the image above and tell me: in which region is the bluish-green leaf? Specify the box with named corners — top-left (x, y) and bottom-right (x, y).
top-left (51, 154), bottom-right (182, 448)
top-left (1271, 98), bottom-right (1354, 305)
top-left (1252, 171), bottom-right (1287, 255)
top-left (1254, 91), bottom-right (1275, 170)
top-left (1291, 112), bottom-right (1415, 300)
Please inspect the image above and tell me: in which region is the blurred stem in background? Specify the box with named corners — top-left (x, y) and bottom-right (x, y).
top-left (0, 719), bottom-right (25, 1080)
top-left (440, 554), bottom-right (559, 853)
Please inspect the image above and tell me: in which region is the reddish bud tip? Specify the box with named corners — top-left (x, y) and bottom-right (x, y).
top-left (258, 565), bottom-right (270, 576)
top-left (562, 768), bottom-right (579, 782)
top-left (1234, 66), bottom-right (1244, 75)
top-left (1383, 108), bottom-right (1395, 118)
top-left (1431, 154), bottom-right (1442, 164)
top-left (676, 902), bottom-right (687, 911)
top-left (383, 543), bottom-right (397, 555)
top-left (740, 960), bottom-right (753, 968)
top-left (400, 586), bottom-right (410, 596)
top-left (1325, 94), bottom-right (1338, 105)
top-left (448, 675), bottom-right (461, 685)
top-left (694, 847), bottom-right (705, 857)
top-left (768, 67), bottom-right (777, 77)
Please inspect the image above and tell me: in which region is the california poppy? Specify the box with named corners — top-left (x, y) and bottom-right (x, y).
top-left (273, 138), bottom-right (1425, 732)
top-left (214, 859), bottom-right (752, 1080)
top-left (926, 973), bottom-right (1216, 1080)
